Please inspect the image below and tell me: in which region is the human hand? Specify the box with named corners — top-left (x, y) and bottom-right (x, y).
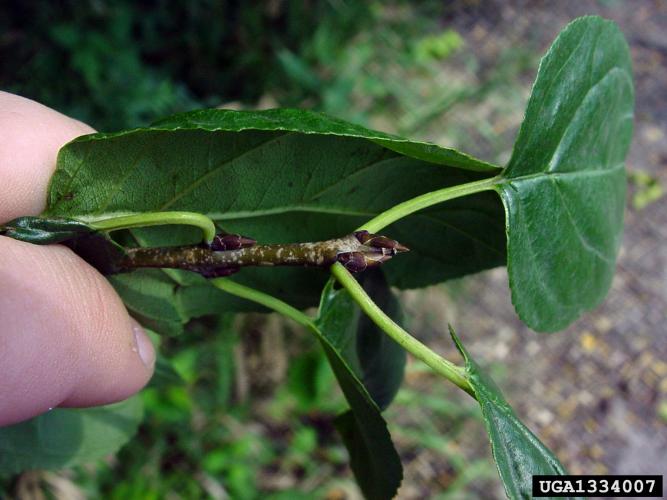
top-left (0, 91), bottom-right (155, 426)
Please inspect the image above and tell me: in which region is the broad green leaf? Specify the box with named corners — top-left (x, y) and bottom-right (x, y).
top-left (383, 192), bottom-right (506, 289)
top-left (317, 270), bottom-right (406, 410)
top-left (151, 108), bottom-right (498, 172)
top-left (497, 16), bottom-right (633, 331)
top-left (312, 279), bottom-right (403, 499)
top-left (0, 397), bottom-right (143, 474)
top-left (43, 108), bottom-right (505, 321)
top-left (109, 270), bottom-right (188, 336)
top-left (323, 358), bottom-right (402, 500)
top-left (449, 328), bottom-right (576, 500)
top-left (334, 410), bottom-right (400, 500)
top-left (317, 271), bottom-right (407, 495)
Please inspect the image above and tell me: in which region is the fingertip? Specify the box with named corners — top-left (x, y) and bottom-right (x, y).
top-left (0, 237), bottom-right (154, 425)
top-left (0, 91), bottom-right (95, 222)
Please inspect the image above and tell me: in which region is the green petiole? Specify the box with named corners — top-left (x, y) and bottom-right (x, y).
top-left (330, 262), bottom-right (474, 396)
top-left (213, 266), bottom-right (473, 397)
top-left (360, 175), bottom-right (500, 233)
top-left (210, 278), bottom-right (317, 331)
top-left (87, 211), bottom-right (217, 243)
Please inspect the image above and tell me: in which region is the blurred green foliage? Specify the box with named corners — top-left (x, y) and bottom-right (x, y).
top-left (2, 1), bottom-right (504, 135)
top-left (629, 170), bottom-right (664, 210)
top-left (1, 0), bottom-right (373, 130)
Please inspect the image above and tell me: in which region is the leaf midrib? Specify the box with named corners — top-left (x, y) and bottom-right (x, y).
top-left (500, 162), bottom-right (624, 184)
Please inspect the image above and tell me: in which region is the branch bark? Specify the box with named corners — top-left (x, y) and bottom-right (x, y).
top-left (117, 230), bottom-right (408, 277)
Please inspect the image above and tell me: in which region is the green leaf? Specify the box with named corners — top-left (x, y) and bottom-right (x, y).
top-left (497, 16), bottom-right (634, 331)
top-left (109, 270), bottom-right (188, 336)
top-left (0, 216), bottom-right (94, 244)
top-left (44, 108), bottom-right (505, 320)
top-left (334, 410), bottom-right (400, 500)
top-left (384, 192), bottom-right (506, 289)
top-left (148, 355), bottom-right (186, 389)
top-left (317, 270), bottom-right (406, 410)
top-left (316, 271), bottom-right (406, 497)
top-left (0, 216), bottom-right (131, 276)
top-left (0, 397), bottom-right (143, 474)
top-left (449, 327), bottom-right (576, 500)
top-left (212, 276), bottom-right (402, 499)
top-left (325, 366), bottom-right (402, 500)
top-left (313, 280), bottom-right (403, 499)
top-left (150, 108), bottom-right (498, 172)
top-left (113, 268), bottom-right (263, 336)
top-left (355, 271), bottom-right (406, 410)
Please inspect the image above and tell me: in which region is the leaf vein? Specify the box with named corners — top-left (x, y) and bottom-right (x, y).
top-left (546, 66), bottom-right (627, 173)
top-left (307, 154), bottom-right (402, 202)
top-left (159, 132), bottom-right (289, 211)
top-left (550, 177), bottom-right (614, 264)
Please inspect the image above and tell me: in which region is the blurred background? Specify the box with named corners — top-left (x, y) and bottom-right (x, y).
top-left (2, 0), bottom-right (665, 498)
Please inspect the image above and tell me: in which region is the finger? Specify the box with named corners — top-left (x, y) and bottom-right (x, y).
top-left (0, 92), bottom-right (155, 426)
top-left (0, 236), bottom-right (155, 426)
top-left (0, 91), bottom-right (94, 222)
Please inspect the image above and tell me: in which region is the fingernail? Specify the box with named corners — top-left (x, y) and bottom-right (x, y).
top-left (131, 319), bottom-right (155, 369)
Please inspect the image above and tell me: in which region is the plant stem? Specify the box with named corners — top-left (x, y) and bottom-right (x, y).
top-left (330, 262), bottom-right (474, 396)
top-left (360, 175), bottom-right (500, 233)
top-left (87, 211), bottom-right (217, 243)
top-left (211, 278), bottom-right (316, 330)
top-left (116, 232), bottom-right (407, 276)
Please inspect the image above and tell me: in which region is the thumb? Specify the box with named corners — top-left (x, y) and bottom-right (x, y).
top-left (0, 236), bottom-right (155, 426)
top-left (0, 91), bottom-right (155, 426)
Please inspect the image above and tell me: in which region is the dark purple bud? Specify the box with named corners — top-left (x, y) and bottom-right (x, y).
top-left (354, 230), bottom-right (409, 253)
top-left (211, 233), bottom-right (256, 251)
top-left (354, 230), bottom-right (372, 244)
top-left (199, 266), bottom-right (240, 278)
top-left (237, 236), bottom-right (257, 248)
top-left (363, 253), bottom-right (393, 266)
top-left (367, 235), bottom-right (409, 253)
top-left (210, 234), bottom-right (229, 250)
top-left (337, 252), bottom-right (367, 273)
top-left (369, 235), bottom-right (394, 248)
top-left (393, 242), bottom-right (409, 253)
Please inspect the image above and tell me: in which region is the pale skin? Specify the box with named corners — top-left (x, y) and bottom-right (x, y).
top-left (0, 91), bottom-right (155, 426)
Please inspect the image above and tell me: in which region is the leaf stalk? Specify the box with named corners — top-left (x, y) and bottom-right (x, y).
top-left (88, 211), bottom-right (217, 243)
top-left (211, 278), bottom-right (316, 330)
top-left (330, 262), bottom-right (474, 396)
top-left (361, 175), bottom-right (500, 233)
